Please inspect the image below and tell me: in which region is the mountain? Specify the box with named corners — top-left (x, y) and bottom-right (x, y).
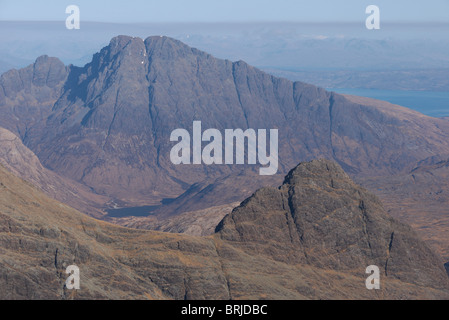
top-left (1, 159), bottom-right (448, 299)
top-left (0, 127), bottom-right (108, 217)
top-left (0, 55), bottom-right (68, 139)
top-left (3, 35), bottom-right (449, 264)
top-left (2, 21), bottom-right (449, 91)
top-left (3, 35), bottom-right (449, 210)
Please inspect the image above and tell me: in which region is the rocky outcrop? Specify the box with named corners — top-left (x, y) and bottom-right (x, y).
top-left (216, 160), bottom-right (449, 291)
top-left (1, 160), bottom-right (448, 300)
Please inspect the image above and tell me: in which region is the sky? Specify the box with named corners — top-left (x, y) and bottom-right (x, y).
top-left (0, 0), bottom-right (448, 23)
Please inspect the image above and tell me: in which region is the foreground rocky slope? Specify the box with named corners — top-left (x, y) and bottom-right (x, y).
top-left (1, 160), bottom-right (448, 299)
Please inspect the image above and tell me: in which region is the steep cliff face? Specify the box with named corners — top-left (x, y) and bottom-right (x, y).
top-left (1, 160), bottom-right (448, 300)
top-left (2, 36), bottom-right (449, 208)
top-left (216, 160), bottom-right (449, 291)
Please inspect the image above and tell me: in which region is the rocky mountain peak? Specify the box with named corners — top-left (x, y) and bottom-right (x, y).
top-left (25, 55), bottom-right (67, 88)
top-left (90, 35), bottom-right (199, 72)
top-left (0, 54), bottom-right (68, 137)
top-left (0, 54), bottom-right (66, 99)
top-left (87, 35), bottom-right (148, 74)
top-left (216, 159), bottom-right (449, 290)
top-left (114, 35), bottom-right (146, 56)
top-left (282, 158), bottom-right (351, 188)
top-left (3, 35), bottom-right (449, 217)
top-left (144, 35), bottom-right (198, 58)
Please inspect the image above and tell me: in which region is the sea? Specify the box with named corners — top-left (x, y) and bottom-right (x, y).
top-left (327, 88), bottom-right (449, 118)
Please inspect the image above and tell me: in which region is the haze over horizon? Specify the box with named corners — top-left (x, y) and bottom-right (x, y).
top-left (1, 0), bottom-right (448, 23)
top-left (0, 2), bottom-right (448, 115)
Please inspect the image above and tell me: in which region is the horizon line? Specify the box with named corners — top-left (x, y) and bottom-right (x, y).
top-left (1, 20), bottom-right (449, 25)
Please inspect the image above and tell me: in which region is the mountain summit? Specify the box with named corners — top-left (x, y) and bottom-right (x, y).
top-left (217, 159), bottom-right (449, 290)
top-left (2, 35), bottom-right (449, 212)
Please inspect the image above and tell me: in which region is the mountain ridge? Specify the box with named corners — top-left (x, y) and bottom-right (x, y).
top-left (3, 35), bottom-right (449, 206)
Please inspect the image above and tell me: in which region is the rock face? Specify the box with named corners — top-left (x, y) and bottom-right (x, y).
top-left (2, 35), bottom-right (449, 209)
top-left (1, 160), bottom-right (448, 300)
top-left (216, 160), bottom-right (449, 291)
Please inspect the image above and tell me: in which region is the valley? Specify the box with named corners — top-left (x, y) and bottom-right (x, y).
top-left (1, 159), bottom-right (448, 299)
top-left (1, 36), bottom-right (449, 299)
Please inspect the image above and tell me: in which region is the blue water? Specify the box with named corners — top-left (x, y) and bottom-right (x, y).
top-left (105, 197), bottom-right (176, 218)
top-left (328, 88), bottom-right (449, 118)
top-left (105, 205), bottom-right (160, 218)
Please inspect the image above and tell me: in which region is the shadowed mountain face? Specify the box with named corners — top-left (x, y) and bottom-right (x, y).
top-left (0, 55), bottom-right (68, 139)
top-left (2, 35), bottom-right (449, 209)
top-left (1, 159), bottom-right (448, 300)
